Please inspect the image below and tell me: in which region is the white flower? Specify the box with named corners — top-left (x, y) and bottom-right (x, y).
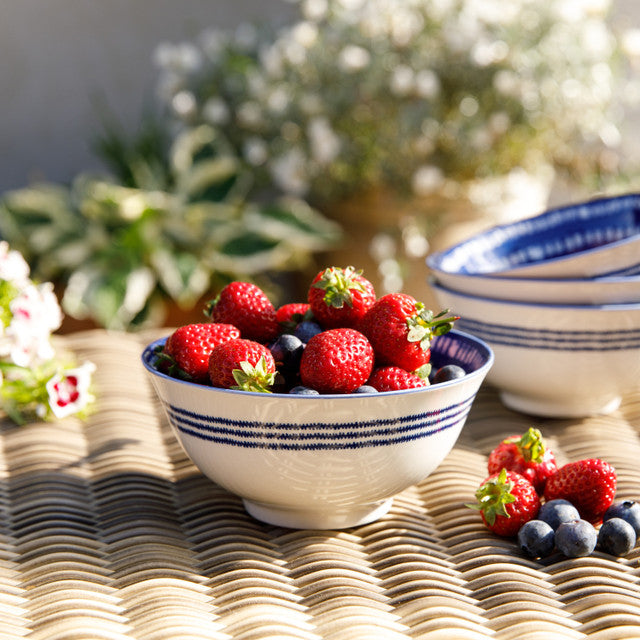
top-left (308, 117), bottom-right (341, 165)
top-left (46, 362), bottom-right (96, 419)
top-left (10, 282), bottom-right (62, 334)
top-left (202, 97), bottom-right (230, 125)
top-left (171, 91), bottom-right (198, 120)
top-left (411, 165), bottom-right (445, 196)
top-left (0, 241), bottom-right (30, 285)
top-left (269, 148), bottom-right (310, 196)
top-left (338, 45), bottom-right (371, 72)
top-left (390, 65), bottom-right (415, 96)
top-left (243, 138), bottom-right (269, 166)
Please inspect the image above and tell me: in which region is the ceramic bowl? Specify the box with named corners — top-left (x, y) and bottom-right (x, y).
top-left (426, 272), bottom-right (640, 305)
top-left (141, 330), bottom-right (494, 530)
top-left (426, 192), bottom-right (640, 280)
top-left (431, 282), bottom-right (640, 418)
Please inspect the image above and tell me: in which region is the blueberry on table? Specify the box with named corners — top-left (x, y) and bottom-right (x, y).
top-left (603, 500), bottom-right (640, 536)
top-left (517, 520), bottom-right (555, 558)
top-left (432, 364), bottom-right (466, 384)
top-left (555, 519), bottom-right (598, 557)
top-left (598, 517), bottom-right (637, 556)
top-left (538, 499), bottom-right (581, 531)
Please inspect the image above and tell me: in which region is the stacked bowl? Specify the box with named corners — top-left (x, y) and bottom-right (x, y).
top-left (426, 192), bottom-right (640, 418)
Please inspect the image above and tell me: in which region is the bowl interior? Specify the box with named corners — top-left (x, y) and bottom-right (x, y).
top-left (427, 193), bottom-right (640, 276)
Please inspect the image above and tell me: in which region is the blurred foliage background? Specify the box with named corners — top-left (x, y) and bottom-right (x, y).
top-left (1, 0), bottom-right (639, 330)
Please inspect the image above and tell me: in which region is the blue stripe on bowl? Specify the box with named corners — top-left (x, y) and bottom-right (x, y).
top-left (457, 318), bottom-right (640, 351)
top-left (165, 395), bottom-right (474, 450)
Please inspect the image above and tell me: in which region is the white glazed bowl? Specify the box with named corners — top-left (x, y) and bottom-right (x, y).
top-left (426, 192), bottom-right (640, 280)
top-left (431, 282), bottom-right (640, 418)
top-left (426, 272), bottom-right (640, 305)
top-left (142, 330), bottom-right (493, 530)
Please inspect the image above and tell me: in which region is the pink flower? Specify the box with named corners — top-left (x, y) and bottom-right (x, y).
top-left (46, 362), bottom-right (96, 419)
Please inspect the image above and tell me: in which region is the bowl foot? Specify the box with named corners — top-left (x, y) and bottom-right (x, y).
top-left (499, 391), bottom-right (622, 418)
top-left (242, 497), bottom-right (394, 530)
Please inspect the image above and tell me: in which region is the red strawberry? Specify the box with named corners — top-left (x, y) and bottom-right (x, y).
top-left (359, 293), bottom-right (458, 372)
top-left (543, 458), bottom-right (617, 524)
top-left (208, 338), bottom-right (276, 392)
top-left (161, 323), bottom-right (240, 383)
top-left (470, 469), bottom-right (541, 537)
top-left (308, 266), bottom-right (376, 329)
top-left (367, 366), bottom-right (429, 392)
top-left (276, 302), bottom-right (311, 330)
top-left (299, 328), bottom-right (374, 394)
top-left (206, 281), bottom-right (278, 343)
top-left (487, 427), bottom-right (558, 494)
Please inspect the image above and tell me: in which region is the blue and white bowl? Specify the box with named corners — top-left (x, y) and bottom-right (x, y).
top-left (427, 192), bottom-right (640, 281)
top-left (431, 282), bottom-right (640, 418)
top-left (426, 272), bottom-right (640, 305)
top-left (142, 330), bottom-right (493, 530)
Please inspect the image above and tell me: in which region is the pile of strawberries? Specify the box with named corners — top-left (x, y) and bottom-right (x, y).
top-left (469, 427), bottom-right (637, 558)
top-left (154, 266), bottom-right (460, 394)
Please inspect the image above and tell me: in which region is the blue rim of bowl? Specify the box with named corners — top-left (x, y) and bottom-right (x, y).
top-left (430, 279), bottom-right (640, 311)
top-left (141, 329), bottom-right (495, 399)
top-left (426, 192), bottom-right (640, 276)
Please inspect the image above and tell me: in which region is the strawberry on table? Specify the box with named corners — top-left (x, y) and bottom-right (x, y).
top-left (299, 328), bottom-right (374, 394)
top-left (487, 427), bottom-right (558, 494)
top-left (208, 338), bottom-right (276, 392)
top-left (359, 293), bottom-right (459, 372)
top-left (470, 468), bottom-right (541, 537)
top-left (308, 266), bottom-right (376, 329)
top-left (161, 323), bottom-right (240, 383)
top-left (206, 281), bottom-right (279, 343)
top-left (367, 366), bottom-right (429, 392)
top-left (543, 458), bottom-right (617, 524)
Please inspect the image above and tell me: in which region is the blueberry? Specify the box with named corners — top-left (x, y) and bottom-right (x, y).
top-left (270, 334), bottom-right (304, 374)
top-left (603, 500), bottom-right (640, 536)
top-left (354, 385), bottom-right (378, 393)
top-left (538, 499), bottom-right (581, 531)
top-left (289, 385), bottom-right (320, 395)
top-left (598, 517), bottom-right (636, 556)
top-left (555, 519), bottom-right (598, 557)
top-left (517, 520), bottom-right (555, 558)
top-left (293, 321), bottom-right (323, 344)
top-left (432, 364), bottom-right (466, 384)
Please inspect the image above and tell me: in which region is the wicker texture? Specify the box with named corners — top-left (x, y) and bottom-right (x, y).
top-left (0, 329), bottom-right (639, 640)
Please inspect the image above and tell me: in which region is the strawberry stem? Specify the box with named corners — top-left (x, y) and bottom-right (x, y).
top-left (406, 304), bottom-right (460, 352)
top-left (231, 356), bottom-right (275, 393)
top-left (467, 468), bottom-right (516, 526)
top-left (312, 266), bottom-right (365, 309)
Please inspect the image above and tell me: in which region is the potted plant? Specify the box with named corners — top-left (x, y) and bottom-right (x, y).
top-left (151, 0), bottom-right (639, 296)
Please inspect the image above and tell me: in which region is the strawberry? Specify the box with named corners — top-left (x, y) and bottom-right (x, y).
top-left (308, 266), bottom-right (376, 329)
top-left (206, 281), bottom-right (278, 343)
top-left (487, 427), bottom-right (558, 494)
top-left (367, 366), bottom-right (429, 392)
top-left (208, 338), bottom-right (276, 392)
top-left (543, 458), bottom-right (617, 524)
top-left (275, 302), bottom-right (311, 331)
top-left (359, 293), bottom-right (458, 372)
top-left (161, 323), bottom-right (240, 383)
top-left (469, 469), bottom-right (541, 537)
top-left (299, 328), bottom-right (374, 394)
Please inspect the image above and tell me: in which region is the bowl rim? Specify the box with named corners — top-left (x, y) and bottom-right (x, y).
top-left (430, 279), bottom-right (640, 311)
top-left (426, 192), bottom-right (640, 277)
top-left (141, 329), bottom-right (495, 399)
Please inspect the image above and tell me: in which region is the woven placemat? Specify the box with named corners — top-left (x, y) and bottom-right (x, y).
top-left (0, 328), bottom-right (639, 640)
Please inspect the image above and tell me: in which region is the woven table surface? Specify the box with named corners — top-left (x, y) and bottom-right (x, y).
top-left (1, 329), bottom-right (639, 640)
